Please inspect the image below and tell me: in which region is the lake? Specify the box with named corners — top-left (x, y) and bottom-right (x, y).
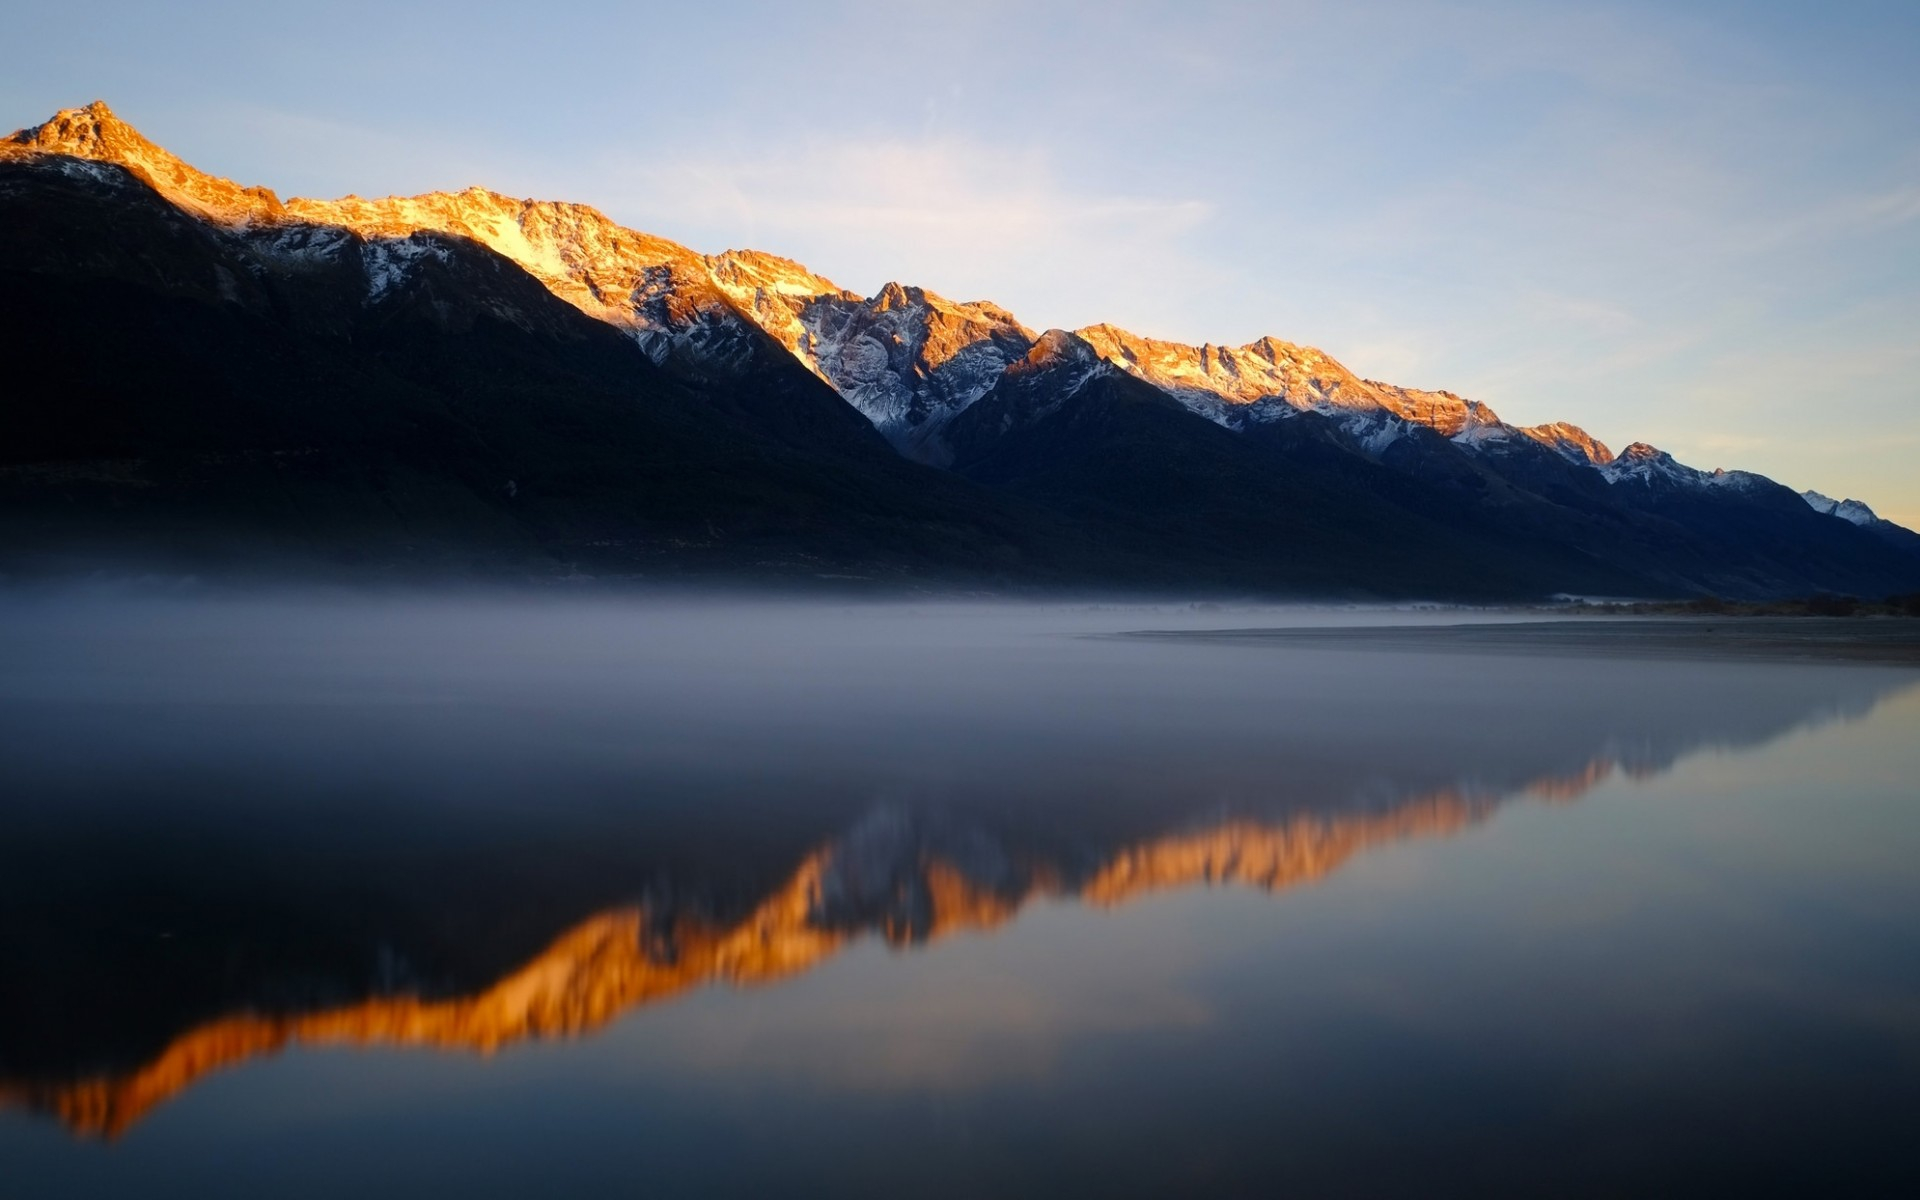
top-left (2, 594), bottom-right (1917, 1197)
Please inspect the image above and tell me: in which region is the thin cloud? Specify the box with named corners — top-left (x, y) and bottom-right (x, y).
top-left (1742, 183), bottom-right (1920, 251)
top-left (593, 136), bottom-right (1222, 331)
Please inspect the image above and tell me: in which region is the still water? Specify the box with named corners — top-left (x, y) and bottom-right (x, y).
top-left (1, 595), bottom-right (1916, 1197)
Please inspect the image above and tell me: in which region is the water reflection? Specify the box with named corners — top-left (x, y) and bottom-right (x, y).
top-left (0, 596), bottom-right (1913, 1144)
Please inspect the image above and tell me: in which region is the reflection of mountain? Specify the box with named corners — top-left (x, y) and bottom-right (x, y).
top-left (3, 782), bottom-right (1545, 1138)
top-left (2, 666), bottom-right (1901, 1142)
top-left (2, 598), bottom-right (1914, 1142)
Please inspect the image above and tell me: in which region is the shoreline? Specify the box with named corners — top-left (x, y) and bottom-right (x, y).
top-left (1113, 617), bottom-right (1920, 667)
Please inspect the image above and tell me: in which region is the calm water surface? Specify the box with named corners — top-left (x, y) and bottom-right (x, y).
top-left (1, 595), bottom-right (1916, 1197)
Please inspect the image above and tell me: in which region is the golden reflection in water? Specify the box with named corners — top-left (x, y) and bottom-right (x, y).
top-left (0, 762), bottom-right (1625, 1139)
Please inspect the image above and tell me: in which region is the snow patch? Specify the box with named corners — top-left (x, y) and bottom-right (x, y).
top-left (362, 236), bottom-right (452, 302)
top-left (1803, 490), bottom-right (1879, 526)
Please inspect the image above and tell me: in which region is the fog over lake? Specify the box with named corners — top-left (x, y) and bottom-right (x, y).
top-left (2, 594), bottom-right (1917, 1197)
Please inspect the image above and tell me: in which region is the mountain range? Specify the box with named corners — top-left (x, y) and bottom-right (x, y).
top-left (4, 101), bottom-right (1917, 598)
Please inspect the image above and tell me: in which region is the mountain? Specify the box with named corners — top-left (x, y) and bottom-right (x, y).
top-left (4, 101), bottom-right (1917, 598)
top-left (1802, 488), bottom-right (1920, 559)
top-left (0, 107), bottom-right (1074, 584)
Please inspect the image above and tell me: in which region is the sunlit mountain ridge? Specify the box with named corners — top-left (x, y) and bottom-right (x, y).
top-left (5, 101), bottom-right (1919, 596)
top-left (0, 102), bottom-right (1710, 474)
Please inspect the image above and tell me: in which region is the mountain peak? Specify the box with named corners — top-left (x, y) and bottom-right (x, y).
top-left (1600, 441), bottom-right (1741, 491)
top-left (707, 249), bottom-right (847, 299)
top-left (874, 280), bottom-right (919, 311)
top-left (1018, 328), bottom-right (1101, 372)
top-left (1521, 421), bottom-right (1615, 466)
top-left (1249, 333), bottom-right (1314, 362)
top-left (5, 101), bottom-right (284, 220)
top-left (7, 100), bottom-right (137, 155)
top-left (1803, 490), bottom-right (1880, 527)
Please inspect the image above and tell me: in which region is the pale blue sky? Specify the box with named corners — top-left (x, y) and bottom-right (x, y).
top-left (8, 1), bottom-right (1918, 523)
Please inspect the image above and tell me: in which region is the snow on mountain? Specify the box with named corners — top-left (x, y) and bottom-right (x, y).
top-left (1835, 499), bottom-right (1878, 526)
top-left (1598, 443), bottom-right (1765, 492)
top-left (1803, 491), bottom-right (1879, 526)
top-left (3, 102), bottom-right (769, 362)
top-left (712, 276), bottom-right (1037, 463)
top-left (1011, 327), bottom-right (1111, 398)
top-left (1074, 324), bottom-right (1484, 428)
top-left (941, 329), bottom-right (1117, 447)
top-left (703, 248), bottom-right (854, 360)
top-left (1069, 322), bottom-right (1597, 466)
top-left (7, 103), bottom-right (1029, 456)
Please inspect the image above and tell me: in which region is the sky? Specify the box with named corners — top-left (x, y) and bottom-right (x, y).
top-left (7, 0), bottom-right (1919, 523)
